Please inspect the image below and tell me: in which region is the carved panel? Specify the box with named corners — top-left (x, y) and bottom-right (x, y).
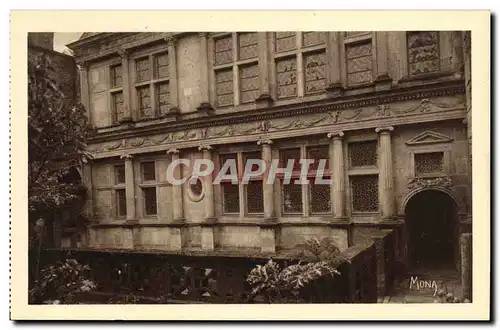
top-left (239, 64), bottom-right (259, 104)
top-left (137, 85), bottom-right (152, 118)
top-left (276, 57), bottom-right (297, 99)
top-left (414, 152), bottom-right (444, 175)
top-left (303, 32), bottom-right (326, 48)
top-left (304, 51), bottom-right (326, 95)
top-left (215, 69), bottom-right (234, 107)
top-left (90, 92), bottom-right (110, 128)
top-left (349, 141), bottom-right (377, 168)
top-left (112, 91), bottom-right (125, 123)
top-left (215, 35), bottom-right (233, 66)
top-left (275, 32), bottom-right (296, 53)
top-left (238, 32), bottom-right (258, 60)
top-left (89, 66), bottom-right (108, 93)
top-left (346, 40), bottom-right (373, 86)
top-left (351, 175), bottom-right (378, 212)
top-left (407, 31), bottom-right (440, 76)
top-left (110, 64), bottom-right (123, 88)
top-left (135, 57), bottom-right (150, 82)
top-left (155, 52), bottom-right (169, 79)
top-left (94, 189), bottom-right (113, 220)
top-left (156, 82), bottom-right (170, 115)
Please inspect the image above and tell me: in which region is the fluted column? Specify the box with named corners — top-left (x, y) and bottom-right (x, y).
top-left (197, 32), bottom-right (214, 115)
top-left (117, 49), bottom-right (132, 122)
top-left (165, 36), bottom-right (180, 112)
top-left (376, 126), bottom-right (395, 219)
top-left (167, 148), bottom-right (184, 222)
top-left (327, 131), bottom-right (345, 219)
top-left (198, 145), bottom-right (215, 221)
top-left (120, 154), bottom-right (136, 222)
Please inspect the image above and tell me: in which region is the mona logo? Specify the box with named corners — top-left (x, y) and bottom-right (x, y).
top-left (409, 276), bottom-right (438, 296)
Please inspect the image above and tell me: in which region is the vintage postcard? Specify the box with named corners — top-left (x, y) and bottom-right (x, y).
top-left (10, 10), bottom-right (490, 320)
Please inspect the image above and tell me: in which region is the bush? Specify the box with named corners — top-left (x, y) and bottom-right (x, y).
top-left (247, 238), bottom-right (346, 303)
top-left (29, 258), bottom-right (96, 304)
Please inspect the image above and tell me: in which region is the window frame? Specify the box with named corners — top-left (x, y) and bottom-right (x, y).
top-left (112, 163), bottom-right (127, 219)
top-left (107, 60), bottom-right (124, 125)
top-left (138, 160), bottom-right (159, 217)
top-left (341, 32), bottom-right (376, 88)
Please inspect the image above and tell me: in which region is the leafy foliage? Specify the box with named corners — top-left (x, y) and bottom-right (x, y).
top-left (29, 258), bottom-right (96, 304)
top-left (28, 53), bottom-right (93, 221)
top-left (247, 237), bottom-right (346, 303)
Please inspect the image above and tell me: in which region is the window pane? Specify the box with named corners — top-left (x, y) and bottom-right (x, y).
top-left (114, 164), bottom-right (125, 184)
top-left (304, 51), bottom-right (326, 95)
top-left (302, 32), bottom-right (326, 48)
top-left (346, 40), bottom-right (373, 85)
top-left (111, 64), bottom-right (123, 88)
top-left (219, 153), bottom-right (238, 177)
top-left (351, 175), bottom-right (379, 212)
top-left (215, 69), bottom-right (234, 107)
top-left (415, 152), bottom-right (444, 175)
top-left (143, 187), bottom-right (157, 215)
top-left (239, 64), bottom-right (259, 104)
top-left (283, 183), bottom-right (302, 214)
top-left (112, 92), bottom-right (124, 123)
top-left (276, 57), bottom-right (297, 99)
top-left (142, 161), bottom-right (156, 181)
top-left (246, 180), bottom-right (263, 214)
top-left (214, 35), bottom-right (233, 65)
top-left (310, 183), bottom-right (331, 213)
top-left (156, 82), bottom-right (170, 115)
top-left (136, 57), bottom-right (150, 82)
top-left (275, 32), bottom-right (296, 53)
top-left (238, 32), bottom-right (258, 60)
top-left (116, 189), bottom-right (127, 217)
top-left (155, 52), bottom-right (169, 78)
top-left (222, 182), bottom-right (240, 213)
top-left (349, 141), bottom-right (377, 168)
top-left (243, 151), bottom-right (261, 175)
top-left (307, 145), bottom-right (329, 172)
top-left (407, 31), bottom-right (440, 76)
top-left (137, 85), bottom-right (152, 118)
top-left (280, 148), bottom-right (301, 172)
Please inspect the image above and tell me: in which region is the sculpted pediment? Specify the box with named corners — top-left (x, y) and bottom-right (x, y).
top-left (405, 131), bottom-right (454, 146)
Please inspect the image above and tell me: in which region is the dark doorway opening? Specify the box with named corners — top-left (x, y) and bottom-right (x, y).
top-left (405, 189), bottom-right (457, 272)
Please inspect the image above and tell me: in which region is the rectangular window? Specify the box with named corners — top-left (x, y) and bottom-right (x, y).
top-left (156, 82), bottom-right (170, 115)
top-left (302, 32), bottom-right (326, 48)
top-left (137, 85), bottom-right (152, 118)
top-left (280, 148), bottom-right (302, 173)
top-left (116, 189), bottom-right (127, 217)
top-left (238, 32), bottom-right (258, 60)
top-left (276, 57), bottom-right (298, 99)
top-left (155, 52), bottom-right (169, 78)
top-left (349, 140), bottom-right (378, 168)
top-left (110, 64), bottom-right (123, 88)
top-left (310, 184), bottom-right (331, 214)
top-left (407, 31), bottom-right (440, 76)
top-left (112, 91), bottom-right (124, 123)
top-left (246, 180), bottom-right (264, 214)
top-left (215, 68), bottom-right (234, 107)
top-left (114, 164), bottom-right (125, 184)
top-left (304, 51), bottom-right (327, 95)
top-left (141, 161), bottom-right (156, 181)
top-left (239, 64), bottom-right (259, 104)
top-left (351, 175), bottom-right (379, 212)
top-left (135, 57), bottom-right (150, 82)
top-left (415, 152), bottom-right (444, 175)
top-left (143, 187), bottom-right (157, 215)
top-left (214, 35), bottom-right (233, 65)
top-left (275, 32), bottom-right (296, 53)
top-left (307, 145), bottom-right (329, 172)
top-left (346, 39), bottom-right (373, 86)
top-left (222, 182), bottom-right (240, 214)
top-left (283, 183), bottom-right (303, 214)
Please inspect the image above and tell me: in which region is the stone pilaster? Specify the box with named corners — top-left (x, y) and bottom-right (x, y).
top-left (326, 32), bottom-right (344, 96)
top-left (117, 49), bottom-right (133, 122)
top-left (82, 162), bottom-right (94, 222)
top-left (167, 148), bottom-right (184, 222)
top-left (78, 62), bottom-right (91, 121)
top-left (256, 32), bottom-right (273, 108)
top-left (198, 144), bottom-right (216, 251)
top-left (376, 126), bottom-right (395, 220)
top-left (327, 131), bottom-right (345, 219)
top-left (197, 32), bottom-right (214, 116)
top-left (165, 36), bottom-right (180, 118)
top-left (120, 154), bottom-right (136, 222)
top-left (374, 31), bottom-right (392, 91)
top-left (257, 139), bottom-right (276, 254)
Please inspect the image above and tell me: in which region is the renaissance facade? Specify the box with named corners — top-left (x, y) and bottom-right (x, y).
top-left (67, 31), bottom-right (472, 272)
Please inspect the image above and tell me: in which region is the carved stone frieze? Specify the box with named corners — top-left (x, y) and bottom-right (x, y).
top-left (406, 176), bottom-right (452, 191)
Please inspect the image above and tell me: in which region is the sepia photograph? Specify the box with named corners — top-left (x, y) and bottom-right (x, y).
top-left (10, 10), bottom-right (491, 321)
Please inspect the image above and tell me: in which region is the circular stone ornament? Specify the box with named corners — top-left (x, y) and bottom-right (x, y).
top-left (187, 175), bottom-right (205, 202)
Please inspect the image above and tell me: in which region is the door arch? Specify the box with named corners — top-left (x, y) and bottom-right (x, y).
top-left (405, 189), bottom-right (458, 271)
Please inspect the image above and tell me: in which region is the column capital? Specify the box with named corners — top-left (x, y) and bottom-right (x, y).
top-left (327, 131), bottom-right (344, 140)
top-left (257, 139), bottom-right (273, 146)
top-left (375, 126), bottom-right (394, 134)
top-left (167, 148), bottom-right (180, 155)
top-left (164, 35), bottom-right (177, 47)
top-left (77, 60), bottom-right (89, 71)
top-left (198, 145), bottom-right (213, 152)
top-left (120, 154), bottom-right (133, 160)
top-left (117, 48), bottom-right (130, 59)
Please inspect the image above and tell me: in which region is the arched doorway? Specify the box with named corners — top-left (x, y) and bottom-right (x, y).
top-left (405, 189), bottom-right (458, 271)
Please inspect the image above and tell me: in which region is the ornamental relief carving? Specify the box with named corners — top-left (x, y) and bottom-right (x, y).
top-left (406, 176), bottom-right (452, 191)
top-left (87, 95), bottom-right (465, 154)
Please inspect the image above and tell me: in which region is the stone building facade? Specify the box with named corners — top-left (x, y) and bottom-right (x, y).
top-left (67, 31), bottom-right (471, 271)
